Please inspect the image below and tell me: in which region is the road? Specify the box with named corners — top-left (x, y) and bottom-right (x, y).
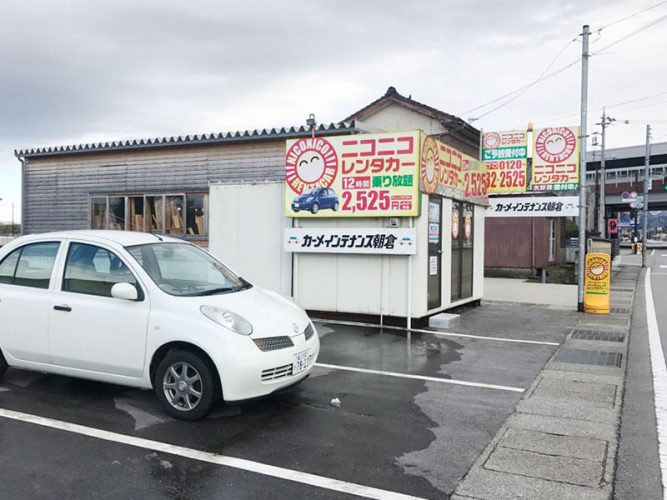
top-left (615, 248), bottom-right (667, 499)
top-left (0, 303), bottom-right (577, 499)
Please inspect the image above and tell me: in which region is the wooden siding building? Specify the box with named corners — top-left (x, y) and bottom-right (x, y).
top-left (16, 123), bottom-right (358, 241)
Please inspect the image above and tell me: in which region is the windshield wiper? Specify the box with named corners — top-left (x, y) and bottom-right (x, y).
top-left (187, 287), bottom-right (235, 297)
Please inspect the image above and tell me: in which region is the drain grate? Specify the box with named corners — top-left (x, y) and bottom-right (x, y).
top-left (611, 287), bottom-right (634, 292)
top-left (571, 330), bottom-right (625, 342)
top-left (555, 348), bottom-right (623, 368)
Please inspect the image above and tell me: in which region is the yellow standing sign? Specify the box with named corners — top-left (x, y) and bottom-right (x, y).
top-left (584, 253), bottom-right (611, 314)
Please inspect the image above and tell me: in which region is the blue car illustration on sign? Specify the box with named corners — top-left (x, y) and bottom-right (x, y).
top-left (291, 187), bottom-right (339, 214)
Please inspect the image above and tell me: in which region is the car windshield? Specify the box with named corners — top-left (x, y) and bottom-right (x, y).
top-left (125, 242), bottom-right (251, 297)
top-left (305, 188), bottom-right (320, 195)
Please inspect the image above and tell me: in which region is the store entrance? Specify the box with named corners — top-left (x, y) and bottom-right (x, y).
top-left (451, 202), bottom-right (474, 301)
top-left (427, 196), bottom-right (442, 310)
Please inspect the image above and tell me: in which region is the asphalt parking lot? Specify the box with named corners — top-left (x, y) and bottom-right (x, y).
top-left (0, 303), bottom-right (578, 499)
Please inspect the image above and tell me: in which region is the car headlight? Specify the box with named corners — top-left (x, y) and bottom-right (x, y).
top-left (306, 197), bottom-right (314, 202)
top-left (200, 305), bottom-right (253, 335)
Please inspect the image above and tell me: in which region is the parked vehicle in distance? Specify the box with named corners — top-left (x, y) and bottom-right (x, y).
top-left (291, 187), bottom-right (339, 214)
top-left (0, 231), bottom-right (319, 420)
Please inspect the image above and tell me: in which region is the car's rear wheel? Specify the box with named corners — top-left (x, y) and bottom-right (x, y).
top-left (311, 203), bottom-right (319, 214)
top-left (0, 349), bottom-right (7, 379)
top-left (333, 201), bottom-right (339, 211)
top-left (155, 349), bottom-right (216, 421)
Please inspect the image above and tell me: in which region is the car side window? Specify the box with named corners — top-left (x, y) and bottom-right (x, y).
top-left (0, 242), bottom-right (60, 289)
top-left (63, 243), bottom-right (138, 298)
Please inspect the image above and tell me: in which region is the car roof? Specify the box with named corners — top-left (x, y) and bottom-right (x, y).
top-left (9, 230), bottom-right (183, 247)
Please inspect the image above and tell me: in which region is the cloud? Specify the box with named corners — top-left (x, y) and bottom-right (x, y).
top-left (0, 0), bottom-right (665, 211)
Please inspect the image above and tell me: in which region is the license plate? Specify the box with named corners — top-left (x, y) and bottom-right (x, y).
top-left (293, 350), bottom-right (313, 375)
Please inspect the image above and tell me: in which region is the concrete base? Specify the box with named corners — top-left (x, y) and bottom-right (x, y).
top-left (429, 313), bottom-right (461, 329)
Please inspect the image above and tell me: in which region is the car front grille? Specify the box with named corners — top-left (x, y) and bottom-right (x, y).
top-left (304, 323), bottom-right (315, 341)
top-left (253, 336), bottom-right (294, 352)
top-left (261, 364), bottom-right (294, 381)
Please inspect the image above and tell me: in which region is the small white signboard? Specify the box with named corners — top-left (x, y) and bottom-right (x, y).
top-left (285, 228), bottom-right (417, 255)
top-left (486, 196), bottom-right (579, 217)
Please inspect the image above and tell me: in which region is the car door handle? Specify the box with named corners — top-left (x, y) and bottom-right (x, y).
top-left (53, 305), bottom-right (72, 312)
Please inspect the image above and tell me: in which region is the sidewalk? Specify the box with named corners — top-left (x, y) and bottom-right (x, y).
top-left (455, 265), bottom-right (639, 499)
top-left (484, 277), bottom-right (577, 310)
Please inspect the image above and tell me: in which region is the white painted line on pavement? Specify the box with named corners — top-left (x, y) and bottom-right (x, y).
top-left (0, 407), bottom-right (424, 500)
top-left (652, 249), bottom-right (656, 257)
top-left (660, 265), bottom-right (667, 269)
top-left (661, 254), bottom-right (667, 258)
top-left (315, 363), bottom-right (525, 393)
top-left (314, 319), bottom-right (559, 346)
top-left (644, 269), bottom-right (667, 500)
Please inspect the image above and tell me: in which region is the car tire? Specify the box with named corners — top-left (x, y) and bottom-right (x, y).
top-left (293, 208), bottom-right (299, 213)
top-left (154, 349), bottom-right (217, 421)
top-left (333, 201), bottom-right (339, 211)
top-left (311, 203), bottom-right (319, 214)
top-left (0, 349), bottom-right (7, 379)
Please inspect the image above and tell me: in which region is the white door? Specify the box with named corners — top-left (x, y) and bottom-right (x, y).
top-left (0, 241), bottom-right (62, 363)
top-left (48, 241), bottom-right (150, 378)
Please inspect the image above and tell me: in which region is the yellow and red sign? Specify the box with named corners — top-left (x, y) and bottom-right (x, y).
top-left (531, 126), bottom-right (580, 192)
top-left (285, 131), bottom-right (489, 218)
top-left (584, 252), bottom-right (611, 314)
top-left (419, 135), bottom-right (488, 205)
top-left (285, 131), bottom-right (421, 217)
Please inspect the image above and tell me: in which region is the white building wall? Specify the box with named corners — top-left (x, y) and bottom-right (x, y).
top-left (358, 103), bottom-right (447, 136)
top-left (209, 182), bottom-right (292, 295)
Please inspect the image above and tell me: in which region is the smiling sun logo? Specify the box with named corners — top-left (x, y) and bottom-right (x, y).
top-left (286, 137), bottom-right (338, 194)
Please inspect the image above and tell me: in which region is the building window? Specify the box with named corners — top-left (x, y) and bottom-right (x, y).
top-left (89, 193), bottom-right (208, 238)
top-left (109, 196), bottom-right (126, 230)
top-left (146, 196), bottom-right (164, 233)
top-left (90, 197), bottom-right (107, 230)
top-left (548, 219), bottom-right (556, 262)
top-left (166, 195), bottom-right (185, 236)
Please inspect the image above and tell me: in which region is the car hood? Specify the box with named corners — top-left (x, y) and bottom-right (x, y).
top-left (183, 286), bottom-right (311, 339)
top-left (294, 193), bottom-right (313, 202)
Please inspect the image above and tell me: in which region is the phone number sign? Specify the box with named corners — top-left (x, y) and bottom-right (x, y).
top-left (285, 131), bottom-right (421, 218)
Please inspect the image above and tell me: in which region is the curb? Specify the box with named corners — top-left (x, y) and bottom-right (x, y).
top-left (453, 265), bottom-right (639, 500)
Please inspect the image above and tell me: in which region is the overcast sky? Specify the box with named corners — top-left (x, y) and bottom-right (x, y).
top-left (1, 0), bottom-right (666, 220)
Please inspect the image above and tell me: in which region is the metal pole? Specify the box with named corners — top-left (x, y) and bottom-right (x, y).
top-left (599, 107), bottom-right (607, 237)
top-left (11, 202), bottom-right (14, 236)
top-left (642, 124), bottom-right (651, 267)
top-left (577, 24), bottom-right (590, 312)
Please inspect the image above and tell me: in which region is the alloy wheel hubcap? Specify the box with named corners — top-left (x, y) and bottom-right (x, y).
top-left (163, 361), bottom-right (203, 411)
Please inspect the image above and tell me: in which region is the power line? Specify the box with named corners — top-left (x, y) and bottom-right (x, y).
top-left (596, 0), bottom-right (667, 32)
top-left (592, 12), bottom-right (667, 54)
top-left (461, 38), bottom-right (579, 116)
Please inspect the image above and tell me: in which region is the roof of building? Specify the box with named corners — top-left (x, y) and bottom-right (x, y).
top-left (586, 140), bottom-right (667, 170)
top-left (15, 121), bottom-right (359, 159)
top-left (345, 86), bottom-right (471, 129)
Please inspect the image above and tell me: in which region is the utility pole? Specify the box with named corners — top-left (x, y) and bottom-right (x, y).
top-left (642, 124), bottom-right (651, 267)
top-left (577, 24), bottom-right (590, 312)
top-left (598, 107), bottom-right (607, 237)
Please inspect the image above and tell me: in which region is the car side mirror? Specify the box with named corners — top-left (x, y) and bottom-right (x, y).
top-left (111, 282), bottom-right (139, 301)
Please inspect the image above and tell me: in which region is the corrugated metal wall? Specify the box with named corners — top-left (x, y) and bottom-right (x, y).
top-left (23, 141), bottom-right (285, 234)
top-left (485, 217), bottom-right (561, 269)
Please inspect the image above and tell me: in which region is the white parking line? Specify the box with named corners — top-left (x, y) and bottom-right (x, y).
top-left (661, 254), bottom-right (667, 258)
top-left (652, 249), bottom-right (656, 257)
top-left (660, 265), bottom-right (667, 269)
top-left (0, 407), bottom-right (424, 500)
top-left (315, 363), bottom-right (525, 393)
top-left (314, 319), bottom-right (559, 346)
top-left (645, 269), bottom-right (667, 500)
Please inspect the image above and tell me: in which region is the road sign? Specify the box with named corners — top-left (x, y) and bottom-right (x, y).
top-left (607, 218), bottom-right (618, 234)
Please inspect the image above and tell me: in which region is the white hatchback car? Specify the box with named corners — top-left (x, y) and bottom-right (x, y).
top-left (0, 231), bottom-right (319, 420)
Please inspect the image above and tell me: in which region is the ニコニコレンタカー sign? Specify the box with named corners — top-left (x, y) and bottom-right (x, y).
top-left (285, 131), bottom-right (421, 218)
top-left (483, 130), bottom-right (528, 194)
top-left (419, 135), bottom-right (488, 205)
top-left (530, 126), bottom-right (580, 192)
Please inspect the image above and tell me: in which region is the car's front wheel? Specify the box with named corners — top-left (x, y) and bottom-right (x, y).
top-left (333, 201), bottom-right (339, 211)
top-left (0, 349), bottom-right (7, 379)
top-left (311, 203), bottom-right (319, 214)
top-left (155, 349), bottom-right (217, 421)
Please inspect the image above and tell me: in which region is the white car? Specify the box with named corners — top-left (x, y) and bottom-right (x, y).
top-left (0, 231), bottom-right (319, 420)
